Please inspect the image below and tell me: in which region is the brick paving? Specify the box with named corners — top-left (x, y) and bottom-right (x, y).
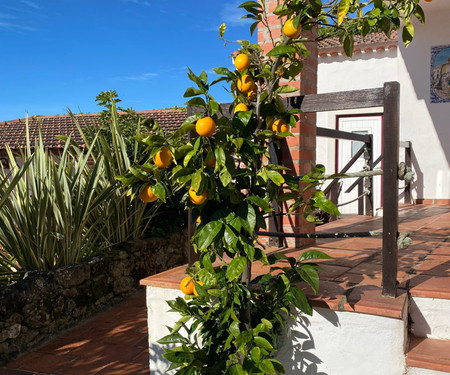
top-left (2, 293), bottom-right (149, 375)
top-left (2, 204), bottom-right (449, 374)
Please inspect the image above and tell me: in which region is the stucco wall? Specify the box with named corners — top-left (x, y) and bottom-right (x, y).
top-left (397, 6), bottom-right (450, 201)
top-left (317, 4), bottom-right (450, 202)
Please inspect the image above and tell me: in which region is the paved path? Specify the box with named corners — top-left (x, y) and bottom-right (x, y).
top-left (1, 292), bottom-right (149, 375)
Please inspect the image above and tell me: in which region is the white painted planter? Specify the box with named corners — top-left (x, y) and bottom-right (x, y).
top-left (145, 285), bottom-right (408, 375)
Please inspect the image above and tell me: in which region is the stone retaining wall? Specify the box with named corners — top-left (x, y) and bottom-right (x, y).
top-left (0, 232), bottom-right (187, 365)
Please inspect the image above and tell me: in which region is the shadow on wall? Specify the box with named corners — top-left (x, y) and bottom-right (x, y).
top-left (276, 310), bottom-right (340, 375)
top-left (400, 10), bottom-right (450, 170)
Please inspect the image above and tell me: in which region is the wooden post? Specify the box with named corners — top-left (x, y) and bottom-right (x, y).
top-left (364, 135), bottom-right (373, 216)
top-left (382, 82), bottom-right (400, 297)
top-left (404, 143), bottom-right (412, 204)
top-left (358, 179), bottom-right (364, 215)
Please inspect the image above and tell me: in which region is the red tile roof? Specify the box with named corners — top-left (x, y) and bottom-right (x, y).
top-left (0, 109), bottom-right (188, 151)
top-left (318, 29), bottom-right (398, 49)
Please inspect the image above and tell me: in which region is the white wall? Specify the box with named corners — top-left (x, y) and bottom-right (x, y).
top-left (397, 5), bottom-right (450, 201)
top-left (317, 49), bottom-right (398, 174)
top-left (317, 4), bottom-right (450, 202)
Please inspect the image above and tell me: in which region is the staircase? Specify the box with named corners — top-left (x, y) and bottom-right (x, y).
top-left (405, 275), bottom-right (450, 374)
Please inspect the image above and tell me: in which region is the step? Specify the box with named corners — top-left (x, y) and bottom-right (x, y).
top-left (409, 276), bottom-right (450, 340)
top-left (406, 336), bottom-right (450, 374)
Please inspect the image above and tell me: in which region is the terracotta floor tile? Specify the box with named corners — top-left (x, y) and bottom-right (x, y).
top-left (407, 337), bottom-right (450, 373)
top-left (130, 349), bottom-right (149, 367)
top-left (103, 330), bottom-right (144, 347)
top-left (36, 338), bottom-right (90, 356)
top-left (99, 344), bottom-right (144, 363)
top-left (55, 357), bottom-right (111, 375)
top-left (95, 361), bottom-right (146, 375)
top-left (414, 255), bottom-right (450, 277)
top-left (0, 369), bottom-right (40, 375)
top-left (347, 286), bottom-right (407, 319)
top-left (317, 264), bottom-right (350, 280)
top-left (6, 352), bottom-right (76, 373)
top-left (409, 275), bottom-right (450, 299)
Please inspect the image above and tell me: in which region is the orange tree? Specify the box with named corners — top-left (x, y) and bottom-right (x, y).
top-left (118, 1), bottom-right (425, 373)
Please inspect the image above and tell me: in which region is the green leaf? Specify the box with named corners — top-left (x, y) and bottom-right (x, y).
top-left (152, 182), bottom-right (166, 203)
top-left (414, 5), bottom-right (425, 24)
top-left (219, 23), bottom-right (226, 37)
top-left (220, 168), bottom-right (232, 187)
top-left (213, 67), bottom-right (234, 77)
top-left (250, 346), bottom-right (261, 363)
top-left (183, 87), bottom-right (203, 98)
top-left (254, 336), bottom-right (274, 351)
top-left (291, 287), bottom-right (313, 315)
top-left (191, 170), bottom-right (202, 191)
top-left (297, 250), bottom-right (333, 262)
top-left (208, 99), bottom-right (220, 116)
top-left (246, 196), bottom-right (273, 212)
top-left (402, 21), bottom-right (414, 48)
top-left (163, 349), bottom-right (193, 364)
top-left (309, 0), bottom-right (322, 13)
top-left (238, 203), bottom-right (256, 234)
top-left (185, 97), bottom-right (206, 108)
top-left (226, 256), bottom-right (247, 282)
top-left (297, 264), bottom-right (320, 293)
top-left (337, 0), bottom-right (350, 25)
top-left (266, 170), bottom-right (285, 186)
top-left (313, 197), bottom-right (340, 216)
top-left (259, 359), bottom-right (276, 375)
top-left (266, 45), bottom-right (297, 57)
top-left (228, 364), bottom-right (246, 375)
top-left (343, 35), bottom-right (354, 58)
top-left (197, 221), bottom-right (224, 249)
top-left (275, 85), bottom-right (299, 94)
top-left (215, 146), bottom-right (226, 167)
top-left (157, 333), bottom-right (188, 345)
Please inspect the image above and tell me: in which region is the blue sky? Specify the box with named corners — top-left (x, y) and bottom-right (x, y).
top-left (0, 0), bottom-right (256, 120)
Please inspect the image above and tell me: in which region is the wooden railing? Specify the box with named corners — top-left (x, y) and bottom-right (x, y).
top-left (187, 81), bottom-right (405, 297)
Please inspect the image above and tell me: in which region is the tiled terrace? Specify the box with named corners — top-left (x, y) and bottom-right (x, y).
top-left (2, 204), bottom-right (449, 374)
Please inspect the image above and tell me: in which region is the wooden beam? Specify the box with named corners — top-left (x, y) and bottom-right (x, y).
top-left (382, 82), bottom-right (400, 297)
top-left (286, 87), bottom-right (384, 113)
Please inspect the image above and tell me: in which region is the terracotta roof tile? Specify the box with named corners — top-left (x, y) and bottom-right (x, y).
top-left (0, 109), bottom-right (188, 151)
top-left (318, 29), bottom-right (398, 49)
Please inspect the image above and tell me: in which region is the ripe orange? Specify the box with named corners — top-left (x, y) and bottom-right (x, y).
top-left (138, 185), bottom-right (158, 203)
top-left (196, 117), bottom-right (216, 137)
top-left (193, 281), bottom-right (204, 297)
top-left (283, 19), bottom-right (302, 39)
top-left (153, 146), bottom-right (172, 168)
top-left (247, 85), bottom-right (257, 101)
top-left (234, 54), bottom-right (250, 71)
top-left (189, 187), bottom-right (207, 205)
top-left (204, 151), bottom-right (216, 167)
top-left (237, 75), bottom-right (255, 94)
top-left (272, 119), bottom-right (290, 135)
top-left (196, 216), bottom-right (201, 224)
top-left (180, 276), bottom-right (194, 295)
top-left (234, 103), bottom-right (249, 113)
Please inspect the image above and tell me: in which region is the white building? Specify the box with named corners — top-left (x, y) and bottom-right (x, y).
top-left (316, 1), bottom-right (450, 214)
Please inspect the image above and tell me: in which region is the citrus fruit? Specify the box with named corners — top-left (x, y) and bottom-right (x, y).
top-left (189, 187), bottom-right (207, 205)
top-left (193, 281), bottom-right (204, 297)
top-left (196, 216), bottom-right (201, 224)
top-left (283, 19), bottom-right (302, 39)
top-left (272, 119), bottom-right (290, 134)
top-left (234, 103), bottom-right (249, 113)
top-left (196, 117), bottom-right (216, 137)
top-left (204, 148), bottom-right (216, 167)
top-left (247, 85), bottom-right (257, 101)
top-left (138, 185), bottom-right (158, 203)
top-left (237, 75), bottom-right (255, 94)
top-left (234, 54), bottom-right (250, 71)
top-left (180, 276), bottom-right (194, 295)
top-left (153, 146), bottom-right (172, 168)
